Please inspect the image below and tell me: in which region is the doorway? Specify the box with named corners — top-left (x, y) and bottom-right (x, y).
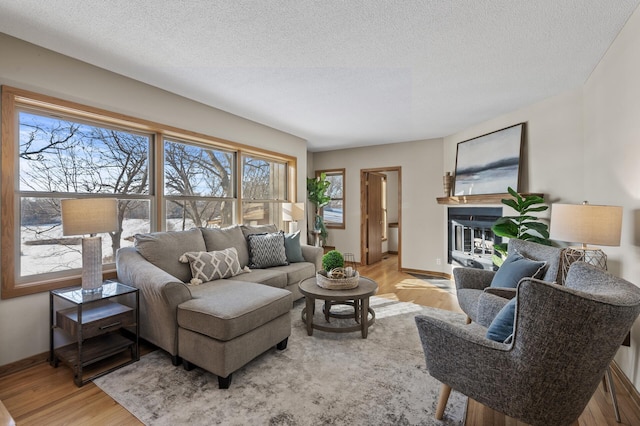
top-left (360, 167), bottom-right (402, 269)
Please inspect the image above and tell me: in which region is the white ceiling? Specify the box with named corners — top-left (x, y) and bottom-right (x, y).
top-left (1, 1), bottom-right (638, 152)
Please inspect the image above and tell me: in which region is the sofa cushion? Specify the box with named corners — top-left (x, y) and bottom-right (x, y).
top-left (270, 262), bottom-right (316, 286)
top-left (486, 297), bottom-right (517, 342)
top-left (177, 281), bottom-right (292, 341)
top-left (247, 231), bottom-right (288, 268)
top-left (134, 228), bottom-right (205, 283)
top-left (490, 252), bottom-right (547, 289)
top-left (284, 231), bottom-right (305, 263)
top-left (223, 269), bottom-right (289, 289)
top-left (200, 225), bottom-right (250, 268)
top-left (179, 247), bottom-right (244, 284)
top-left (241, 223), bottom-right (278, 239)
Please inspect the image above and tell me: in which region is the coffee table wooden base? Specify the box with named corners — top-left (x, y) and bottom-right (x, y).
top-left (298, 276), bottom-right (378, 339)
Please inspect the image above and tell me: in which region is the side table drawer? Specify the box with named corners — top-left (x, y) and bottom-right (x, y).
top-left (57, 301), bottom-right (135, 340)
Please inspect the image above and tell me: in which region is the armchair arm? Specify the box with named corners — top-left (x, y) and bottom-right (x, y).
top-left (116, 247), bottom-right (191, 356)
top-left (301, 244), bottom-right (323, 271)
top-left (414, 315), bottom-right (518, 408)
top-left (453, 267), bottom-right (496, 291)
top-left (483, 287), bottom-right (516, 299)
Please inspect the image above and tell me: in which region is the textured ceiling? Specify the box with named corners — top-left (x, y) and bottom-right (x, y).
top-left (0, 1), bottom-right (638, 151)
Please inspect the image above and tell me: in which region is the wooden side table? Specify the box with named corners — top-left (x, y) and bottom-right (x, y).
top-left (49, 280), bottom-right (139, 386)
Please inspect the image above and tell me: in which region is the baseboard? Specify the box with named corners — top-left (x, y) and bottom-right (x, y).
top-left (611, 361), bottom-right (640, 411)
top-left (0, 351), bottom-right (48, 379)
top-left (401, 268), bottom-right (452, 280)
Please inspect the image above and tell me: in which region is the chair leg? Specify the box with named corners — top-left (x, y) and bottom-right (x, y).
top-left (605, 366), bottom-right (621, 423)
top-left (436, 383), bottom-right (452, 420)
top-left (465, 316), bottom-right (471, 324)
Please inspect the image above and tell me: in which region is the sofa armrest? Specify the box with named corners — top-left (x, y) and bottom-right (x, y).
top-left (300, 244), bottom-right (323, 271)
top-left (116, 247), bottom-right (192, 356)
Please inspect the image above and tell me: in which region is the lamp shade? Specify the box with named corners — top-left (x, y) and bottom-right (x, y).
top-left (61, 198), bottom-right (119, 236)
top-left (550, 203), bottom-right (622, 247)
top-left (282, 202), bottom-right (305, 222)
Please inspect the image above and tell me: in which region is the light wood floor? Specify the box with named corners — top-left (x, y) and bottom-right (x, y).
top-left (1, 254), bottom-right (639, 425)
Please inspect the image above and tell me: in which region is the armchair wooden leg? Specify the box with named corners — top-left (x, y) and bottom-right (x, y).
top-left (466, 316), bottom-right (471, 324)
top-left (436, 383), bottom-right (452, 420)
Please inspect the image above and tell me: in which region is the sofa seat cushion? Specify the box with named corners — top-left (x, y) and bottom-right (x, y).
top-left (225, 269), bottom-right (288, 288)
top-left (270, 262), bottom-right (316, 286)
top-left (177, 281), bottom-right (292, 341)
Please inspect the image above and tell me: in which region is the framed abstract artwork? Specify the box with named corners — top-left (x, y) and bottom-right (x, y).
top-left (453, 123), bottom-right (525, 196)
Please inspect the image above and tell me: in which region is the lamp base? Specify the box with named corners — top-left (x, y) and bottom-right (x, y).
top-left (561, 246), bottom-right (607, 283)
top-left (82, 236), bottom-right (104, 293)
top-left (288, 221), bottom-right (299, 234)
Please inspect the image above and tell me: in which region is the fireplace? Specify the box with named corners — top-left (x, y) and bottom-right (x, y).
top-left (448, 207), bottom-right (502, 271)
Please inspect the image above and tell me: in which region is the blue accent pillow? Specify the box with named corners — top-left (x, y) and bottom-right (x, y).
top-left (486, 298), bottom-right (517, 342)
top-left (490, 252), bottom-right (547, 289)
top-left (284, 231), bottom-right (305, 263)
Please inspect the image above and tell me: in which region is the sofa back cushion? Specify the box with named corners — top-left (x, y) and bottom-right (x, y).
top-left (241, 223), bottom-right (278, 239)
top-left (134, 228), bottom-right (205, 282)
top-left (200, 225), bottom-right (250, 267)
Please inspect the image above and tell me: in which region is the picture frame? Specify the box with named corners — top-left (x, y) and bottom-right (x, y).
top-left (453, 123), bottom-right (525, 196)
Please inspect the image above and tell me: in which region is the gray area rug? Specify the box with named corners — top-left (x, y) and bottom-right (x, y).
top-left (95, 296), bottom-right (467, 425)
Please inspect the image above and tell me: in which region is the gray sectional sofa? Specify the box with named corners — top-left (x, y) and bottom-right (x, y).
top-left (116, 224), bottom-right (323, 388)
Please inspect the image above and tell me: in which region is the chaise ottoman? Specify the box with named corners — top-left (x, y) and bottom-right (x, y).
top-left (177, 280), bottom-right (292, 388)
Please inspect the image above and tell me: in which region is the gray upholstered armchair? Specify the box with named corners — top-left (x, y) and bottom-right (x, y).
top-left (455, 238), bottom-right (564, 326)
top-left (415, 262), bottom-right (640, 426)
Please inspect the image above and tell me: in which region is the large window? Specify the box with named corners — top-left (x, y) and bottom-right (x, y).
top-left (164, 139), bottom-right (235, 230)
top-left (241, 155), bottom-right (288, 225)
top-left (1, 86), bottom-right (296, 298)
top-left (317, 169), bottom-right (345, 229)
top-left (18, 110), bottom-right (152, 279)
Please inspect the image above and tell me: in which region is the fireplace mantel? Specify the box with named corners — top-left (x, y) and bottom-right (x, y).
top-left (436, 193), bottom-right (544, 205)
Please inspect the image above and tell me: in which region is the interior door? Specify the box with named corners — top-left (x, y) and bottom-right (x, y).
top-left (365, 172), bottom-right (384, 264)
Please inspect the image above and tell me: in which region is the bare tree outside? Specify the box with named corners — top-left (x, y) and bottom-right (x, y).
top-left (16, 113), bottom-right (289, 278)
top-left (18, 111), bottom-right (150, 276)
top-left (164, 140), bottom-right (234, 229)
top-left (242, 156), bottom-right (286, 225)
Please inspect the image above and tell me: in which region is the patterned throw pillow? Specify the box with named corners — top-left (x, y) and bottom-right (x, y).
top-left (179, 247), bottom-right (244, 285)
top-left (247, 231), bottom-right (288, 269)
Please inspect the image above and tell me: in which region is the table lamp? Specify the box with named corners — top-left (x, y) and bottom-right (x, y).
top-left (550, 201), bottom-right (623, 281)
top-left (61, 198), bottom-right (119, 293)
top-left (282, 202), bottom-right (305, 234)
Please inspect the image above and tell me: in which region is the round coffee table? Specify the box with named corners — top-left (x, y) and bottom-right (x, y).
top-left (298, 276), bottom-right (378, 338)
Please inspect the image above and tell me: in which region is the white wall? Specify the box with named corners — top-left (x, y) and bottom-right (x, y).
top-left (442, 6), bottom-right (640, 391)
top-left (582, 6), bottom-right (640, 388)
top-left (312, 139), bottom-right (444, 270)
top-left (0, 33), bottom-right (308, 366)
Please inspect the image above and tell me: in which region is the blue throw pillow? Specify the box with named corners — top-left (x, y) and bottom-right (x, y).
top-left (486, 298), bottom-right (517, 342)
top-left (490, 252), bottom-right (547, 289)
top-left (284, 231), bottom-right (305, 263)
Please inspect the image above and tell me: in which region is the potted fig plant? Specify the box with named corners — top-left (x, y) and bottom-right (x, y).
top-left (491, 187), bottom-right (551, 266)
top-left (306, 172), bottom-right (331, 246)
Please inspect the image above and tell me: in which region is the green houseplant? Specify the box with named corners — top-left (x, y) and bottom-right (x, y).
top-left (306, 172), bottom-right (331, 245)
top-left (322, 250), bottom-right (344, 272)
top-left (491, 187), bottom-right (551, 266)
